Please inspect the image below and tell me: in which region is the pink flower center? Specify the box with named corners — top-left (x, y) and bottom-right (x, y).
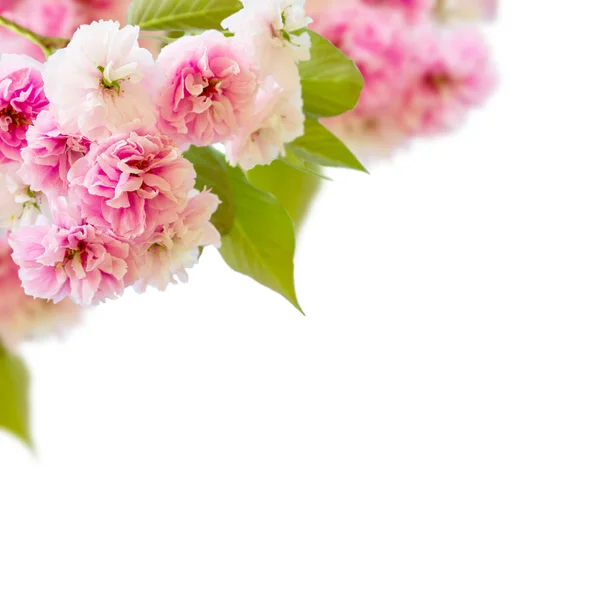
top-left (423, 72), bottom-right (457, 93)
top-left (130, 158), bottom-right (149, 172)
top-left (57, 242), bottom-right (85, 268)
top-left (202, 78), bottom-right (222, 100)
top-left (0, 104), bottom-right (30, 128)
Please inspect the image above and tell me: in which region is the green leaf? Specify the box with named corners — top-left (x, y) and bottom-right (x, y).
top-left (184, 146), bottom-right (235, 235)
top-left (185, 146), bottom-right (302, 311)
top-left (127, 0), bottom-right (241, 31)
top-left (0, 348), bottom-right (31, 448)
top-left (248, 160), bottom-right (323, 231)
top-left (222, 172), bottom-right (302, 312)
top-left (299, 31), bottom-right (364, 118)
top-left (289, 117), bottom-right (367, 172)
top-left (280, 148), bottom-right (332, 181)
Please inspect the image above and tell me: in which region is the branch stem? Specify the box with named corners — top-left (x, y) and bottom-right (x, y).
top-left (0, 15), bottom-right (68, 58)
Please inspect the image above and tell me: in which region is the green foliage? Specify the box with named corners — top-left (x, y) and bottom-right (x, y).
top-left (127, 0), bottom-right (241, 31)
top-left (185, 146), bottom-right (302, 311)
top-left (280, 148), bottom-right (332, 181)
top-left (289, 117), bottom-right (367, 172)
top-left (248, 160), bottom-right (323, 230)
top-left (185, 146), bottom-right (235, 235)
top-left (299, 31), bottom-right (364, 118)
top-left (0, 348), bottom-right (31, 448)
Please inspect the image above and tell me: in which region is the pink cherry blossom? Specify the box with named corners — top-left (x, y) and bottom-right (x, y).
top-left (9, 205), bottom-right (136, 306)
top-left (68, 129), bottom-right (197, 240)
top-left (223, 0), bottom-right (312, 88)
top-left (400, 27), bottom-right (496, 135)
top-left (225, 78), bottom-right (305, 170)
top-left (135, 188), bottom-right (221, 291)
top-left (0, 235), bottom-right (78, 348)
top-left (156, 31), bottom-right (258, 148)
top-left (19, 111), bottom-right (90, 198)
top-left (43, 20), bottom-right (157, 141)
top-left (0, 54), bottom-right (48, 165)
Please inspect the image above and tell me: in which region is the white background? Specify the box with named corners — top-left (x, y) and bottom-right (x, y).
top-left (2, 2), bottom-right (596, 598)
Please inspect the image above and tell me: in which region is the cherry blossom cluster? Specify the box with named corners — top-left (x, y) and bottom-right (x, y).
top-left (0, 0), bottom-right (313, 319)
top-left (0, 0), bottom-right (132, 348)
top-left (308, 0), bottom-right (497, 157)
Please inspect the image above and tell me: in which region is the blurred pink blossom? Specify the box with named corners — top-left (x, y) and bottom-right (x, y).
top-left (0, 0), bottom-right (82, 61)
top-left (362, 0), bottom-right (434, 21)
top-left (314, 3), bottom-right (413, 155)
top-left (0, 0), bottom-right (20, 11)
top-left (399, 27), bottom-right (496, 135)
top-left (0, 236), bottom-right (78, 348)
top-left (77, 0), bottom-right (128, 23)
top-left (312, 0), bottom-right (496, 157)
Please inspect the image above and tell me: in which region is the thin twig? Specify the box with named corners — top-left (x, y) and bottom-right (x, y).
top-left (0, 15), bottom-right (69, 58)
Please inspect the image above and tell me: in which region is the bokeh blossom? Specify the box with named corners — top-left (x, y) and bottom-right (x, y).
top-left (399, 27), bottom-right (495, 136)
top-left (0, 0), bottom-right (82, 61)
top-left (0, 236), bottom-right (78, 348)
top-left (310, 0), bottom-right (496, 158)
top-left (362, 0), bottom-right (434, 21)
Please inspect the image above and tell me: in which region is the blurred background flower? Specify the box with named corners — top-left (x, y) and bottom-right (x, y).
top-left (0, 236), bottom-right (78, 350)
top-left (309, 0), bottom-right (497, 159)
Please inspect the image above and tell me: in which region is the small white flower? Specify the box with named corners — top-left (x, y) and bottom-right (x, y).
top-left (135, 188), bottom-right (221, 292)
top-left (223, 0), bottom-right (312, 88)
top-left (0, 166), bottom-right (50, 230)
top-left (225, 77), bottom-right (305, 170)
top-left (43, 20), bottom-right (157, 141)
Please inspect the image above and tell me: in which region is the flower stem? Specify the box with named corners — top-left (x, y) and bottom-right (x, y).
top-left (0, 15), bottom-right (69, 58)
